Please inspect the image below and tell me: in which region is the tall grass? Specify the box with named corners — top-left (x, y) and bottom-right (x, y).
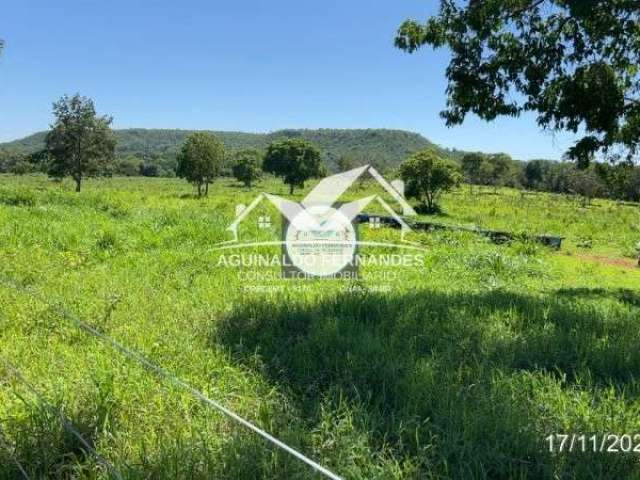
top-left (0, 174), bottom-right (638, 479)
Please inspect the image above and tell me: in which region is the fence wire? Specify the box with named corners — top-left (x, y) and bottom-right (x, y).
top-left (0, 422), bottom-right (31, 480)
top-left (0, 275), bottom-right (343, 480)
top-left (0, 358), bottom-right (123, 480)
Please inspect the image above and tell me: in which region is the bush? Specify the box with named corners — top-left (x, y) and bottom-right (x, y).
top-left (399, 149), bottom-right (461, 211)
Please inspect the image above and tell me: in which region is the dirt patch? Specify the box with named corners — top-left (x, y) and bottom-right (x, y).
top-left (576, 254), bottom-right (638, 270)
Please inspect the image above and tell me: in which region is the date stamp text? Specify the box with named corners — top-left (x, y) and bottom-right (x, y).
top-left (546, 434), bottom-right (640, 454)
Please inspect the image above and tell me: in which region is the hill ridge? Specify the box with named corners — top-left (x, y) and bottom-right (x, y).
top-left (0, 127), bottom-right (447, 174)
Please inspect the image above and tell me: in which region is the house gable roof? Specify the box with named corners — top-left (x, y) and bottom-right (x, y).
top-left (226, 164), bottom-right (416, 242)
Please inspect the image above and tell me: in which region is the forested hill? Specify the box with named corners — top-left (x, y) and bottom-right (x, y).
top-left (1, 128), bottom-right (445, 173)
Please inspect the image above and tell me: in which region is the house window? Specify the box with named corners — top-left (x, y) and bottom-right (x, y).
top-left (369, 216), bottom-right (381, 229)
top-left (258, 216), bottom-right (271, 229)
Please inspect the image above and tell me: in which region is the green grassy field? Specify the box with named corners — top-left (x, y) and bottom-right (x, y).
top-left (0, 174), bottom-right (639, 479)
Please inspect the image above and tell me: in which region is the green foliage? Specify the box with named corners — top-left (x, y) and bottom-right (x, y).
top-left (567, 166), bottom-right (606, 206)
top-left (519, 160), bottom-right (640, 204)
top-left (487, 153), bottom-right (516, 188)
top-left (8, 158), bottom-right (36, 175)
top-left (1, 128), bottom-right (445, 175)
top-left (6, 122), bottom-right (640, 202)
top-left (267, 129), bottom-right (444, 172)
top-left (461, 152), bottom-right (485, 186)
top-left (263, 138), bottom-right (324, 194)
top-left (0, 147), bottom-right (25, 173)
top-left (176, 132), bottom-right (224, 196)
top-left (337, 153), bottom-right (357, 172)
top-left (139, 163), bottom-right (160, 177)
top-left (45, 94), bottom-right (116, 192)
top-left (396, 1), bottom-right (640, 165)
top-left (116, 155), bottom-right (142, 177)
top-left (0, 148), bottom-right (50, 176)
top-left (594, 162), bottom-right (640, 202)
top-left (400, 149), bottom-right (461, 211)
top-left (231, 149), bottom-right (263, 188)
top-left (524, 160), bottom-right (553, 191)
top-left (461, 152), bottom-right (521, 192)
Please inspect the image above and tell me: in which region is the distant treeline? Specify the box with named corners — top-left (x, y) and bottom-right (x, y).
top-left (0, 146), bottom-right (177, 178)
top-left (460, 153), bottom-right (640, 203)
top-left (1, 128), bottom-right (638, 203)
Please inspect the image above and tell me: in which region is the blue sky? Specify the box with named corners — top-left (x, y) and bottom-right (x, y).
top-left (0, 0), bottom-right (578, 159)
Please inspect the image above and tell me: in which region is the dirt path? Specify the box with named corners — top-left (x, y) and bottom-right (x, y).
top-left (576, 254), bottom-right (638, 270)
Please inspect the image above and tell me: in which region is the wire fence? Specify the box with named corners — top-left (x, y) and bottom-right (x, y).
top-left (0, 275), bottom-right (343, 480)
top-left (0, 358), bottom-right (124, 480)
top-left (0, 422), bottom-right (31, 480)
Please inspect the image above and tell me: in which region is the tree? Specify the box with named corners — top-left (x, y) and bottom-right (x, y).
top-left (139, 163), bottom-right (160, 177)
top-left (263, 139), bottom-right (324, 194)
top-left (176, 132), bottom-right (224, 196)
top-left (117, 155), bottom-right (142, 176)
top-left (544, 162), bottom-right (575, 194)
top-left (487, 153), bottom-right (513, 191)
top-left (568, 166), bottom-right (605, 206)
top-left (0, 148), bottom-right (18, 173)
top-left (8, 154), bottom-right (35, 175)
top-left (524, 160), bottom-right (552, 190)
top-left (27, 150), bottom-right (50, 173)
top-left (0, 147), bottom-right (41, 174)
top-left (626, 168), bottom-right (640, 202)
top-left (399, 149), bottom-right (461, 212)
top-left (461, 152), bottom-right (485, 192)
top-left (477, 159), bottom-right (496, 188)
top-left (232, 149), bottom-right (263, 188)
top-left (45, 94), bottom-right (116, 192)
top-left (594, 161), bottom-right (638, 201)
top-left (395, 1), bottom-right (640, 166)
top-left (337, 153), bottom-right (357, 172)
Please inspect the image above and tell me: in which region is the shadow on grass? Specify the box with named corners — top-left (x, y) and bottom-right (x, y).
top-left (178, 193), bottom-right (206, 200)
top-left (556, 287), bottom-right (640, 308)
top-left (212, 287), bottom-right (640, 479)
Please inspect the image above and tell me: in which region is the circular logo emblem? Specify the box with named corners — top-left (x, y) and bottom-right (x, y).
top-left (285, 205), bottom-right (356, 276)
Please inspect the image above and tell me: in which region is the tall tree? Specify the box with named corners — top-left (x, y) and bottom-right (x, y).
top-left (176, 132), bottom-right (224, 196)
top-left (487, 153), bottom-right (514, 191)
top-left (399, 149), bottom-right (461, 212)
top-left (232, 148), bottom-right (263, 188)
top-left (395, 1), bottom-right (640, 166)
top-left (568, 166), bottom-right (605, 206)
top-left (524, 160), bottom-right (552, 190)
top-left (595, 162), bottom-right (636, 200)
top-left (45, 94), bottom-right (116, 192)
top-left (461, 152), bottom-right (485, 193)
top-left (263, 139), bottom-right (324, 194)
